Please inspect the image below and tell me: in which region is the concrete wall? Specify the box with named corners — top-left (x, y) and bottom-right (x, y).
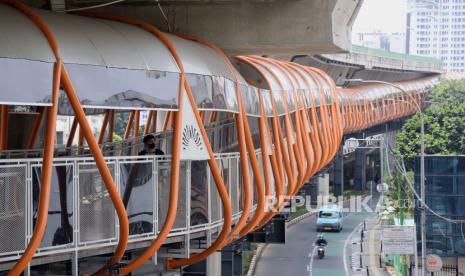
top-left (317, 173), bottom-right (329, 197)
top-left (458, 257), bottom-right (465, 275)
top-left (207, 252), bottom-right (221, 276)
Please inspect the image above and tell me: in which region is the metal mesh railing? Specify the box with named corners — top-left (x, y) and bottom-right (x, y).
top-left (0, 151), bottom-right (255, 262)
top-left (34, 164), bottom-right (74, 250)
top-left (120, 160), bottom-right (155, 238)
top-left (0, 165), bottom-right (26, 255)
top-left (78, 163), bottom-right (116, 244)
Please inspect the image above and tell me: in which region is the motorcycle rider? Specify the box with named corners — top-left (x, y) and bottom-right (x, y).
top-left (316, 233), bottom-right (327, 246)
top-left (315, 233), bottom-right (327, 259)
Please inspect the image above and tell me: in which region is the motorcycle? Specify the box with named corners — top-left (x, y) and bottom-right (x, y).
top-left (317, 246), bottom-right (325, 259)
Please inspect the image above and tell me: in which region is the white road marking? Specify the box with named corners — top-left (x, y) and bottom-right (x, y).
top-left (344, 219), bottom-right (366, 275)
top-left (308, 244), bottom-right (317, 276)
top-left (344, 196), bottom-right (383, 275)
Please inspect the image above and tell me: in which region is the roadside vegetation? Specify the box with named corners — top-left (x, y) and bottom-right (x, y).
top-left (383, 170), bottom-right (414, 218)
top-left (396, 79), bottom-right (465, 170)
top-left (343, 189), bottom-right (365, 198)
top-left (389, 79), bottom-right (465, 219)
top-left (289, 205), bottom-right (309, 220)
top-left (242, 243), bottom-right (258, 274)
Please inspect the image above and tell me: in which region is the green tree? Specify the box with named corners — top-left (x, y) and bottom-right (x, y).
top-left (113, 133), bottom-right (122, 142)
top-left (385, 171), bottom-right (414, 217)
top-left (113, 112), bottom-right (148, 138)
top-left (395, 80), bottom-right (465, 169)
top-left (114, 111), bottom-right (130, 137)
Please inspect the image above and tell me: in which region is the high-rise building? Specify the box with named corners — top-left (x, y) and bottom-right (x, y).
top-left (407, 0), bottom-right (465, 72)
top-left (353, 30), bottom-right (406, 53)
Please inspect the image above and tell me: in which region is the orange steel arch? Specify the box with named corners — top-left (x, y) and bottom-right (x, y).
top-left (308, 68), bottom-right (339, 166)
top-left (234, 56), bottom-right (288, 218)
top-left (150, 111), bottom-right (157, 133)
top-left (98, 110), bottom-right (110, 144)
top-left (255, 89), bottom-right (280, 227)
top-left (288, 63), bottom-right (325, 175)
top-left (244, 56), bottom-right (299, 201)
top-left (1, 2), bottom-right (129, 275)
top-left (124, 110), bottom-right (136, 139)
top-left (299, 67), bottom-right (332, 170)
top-left (262, 58), bottom-right (307, 195)
top-left (271, 62), bottom-right (309, 195)
top-left (176, 36), bottom-right (267, 241)
top-left (75, 11), bottom-right (234, 274)
top-left (108, 110), bottom-right (115, 143)
top-left (167, 33), bottom-right (256, 264)
top-left (162, 111), bottom-right (171, 132)
top-left (134, 110), bottom-right (140, 137)
top-left (284, 62), bottom-right (320, 177)
top-left (280, 62), bottom-right (316, 190)
top-left (237, 57), bottom-right (295, 204)
top-left (66, 117), bottom-right (78, 148)
top-left (275, 60), bottom-right (319, 192)
top-left (247, 57), bottom-right (303, 198)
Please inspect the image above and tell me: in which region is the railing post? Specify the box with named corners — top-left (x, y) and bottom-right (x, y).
top-left (153, 157), bottom-right (158, 240)
top-left (207, 158), bottom-right (212, 247)
top-left (186, 160), bottom-right (191, 257)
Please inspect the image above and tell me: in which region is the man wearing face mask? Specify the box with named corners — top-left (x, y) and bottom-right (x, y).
top-left (139, 134), bottom-right (164, 156)
top-left (123, 134), bottom-right (164, 235)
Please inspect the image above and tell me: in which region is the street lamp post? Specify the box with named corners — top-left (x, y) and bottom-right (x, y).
top-left (342, 79), bottom-right (425, 276)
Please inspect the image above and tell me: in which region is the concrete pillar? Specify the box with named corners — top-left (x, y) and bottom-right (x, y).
top-left (354, 147), bottom-right (366, 191)
top-left (458, 257), bottom-right (465, 275)
top-left (220, 244), bottom-right (243, 276)
top-left (333, 146), bottom-right (344, 197)
top-left (72, 252), bottom-right (78, 276)
top-left (317, 173), bottom-right (329, 197)
top-left (207, 252), bottom-right (221, 276)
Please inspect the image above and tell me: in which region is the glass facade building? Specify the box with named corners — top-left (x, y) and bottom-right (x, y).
top-left (415, 156), bottom-right (465, 256)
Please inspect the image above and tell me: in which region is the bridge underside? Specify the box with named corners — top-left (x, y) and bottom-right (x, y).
top-left (293, 54), bottom-right (441, 86)
top-left (23, 0), bottom-right (363, 56)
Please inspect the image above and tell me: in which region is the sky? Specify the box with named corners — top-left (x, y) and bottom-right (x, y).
top-left (352, 0), bottom-right (408, 34)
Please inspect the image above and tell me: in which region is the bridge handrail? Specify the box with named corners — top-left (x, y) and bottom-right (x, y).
top-left (0, 150), bottom-right (264, 263)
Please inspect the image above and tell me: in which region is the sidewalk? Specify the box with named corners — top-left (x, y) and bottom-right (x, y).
top-left (346, 216), bottom-right (390, 276)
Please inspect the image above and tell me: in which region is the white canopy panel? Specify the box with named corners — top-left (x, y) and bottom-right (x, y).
top-left (0, 5), bottom-right (246, 114)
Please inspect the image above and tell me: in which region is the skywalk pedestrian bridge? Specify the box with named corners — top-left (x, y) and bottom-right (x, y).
top-left (0, 2), bottom-right (461, 275)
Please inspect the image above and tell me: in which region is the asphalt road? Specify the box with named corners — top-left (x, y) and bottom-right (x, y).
top-left (255, 195), bottom-right (379, 276)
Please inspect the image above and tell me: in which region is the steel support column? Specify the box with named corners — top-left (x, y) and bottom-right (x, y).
top-left (333, 145), bottom-right (344, 197)
top-left (354, 133), bottom-right (366, 191)
top-left (221, 243), bottom-right (243, 276)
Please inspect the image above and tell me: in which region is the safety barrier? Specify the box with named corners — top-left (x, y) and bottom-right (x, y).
top-left (0, 152), bottom-right (261, 265)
